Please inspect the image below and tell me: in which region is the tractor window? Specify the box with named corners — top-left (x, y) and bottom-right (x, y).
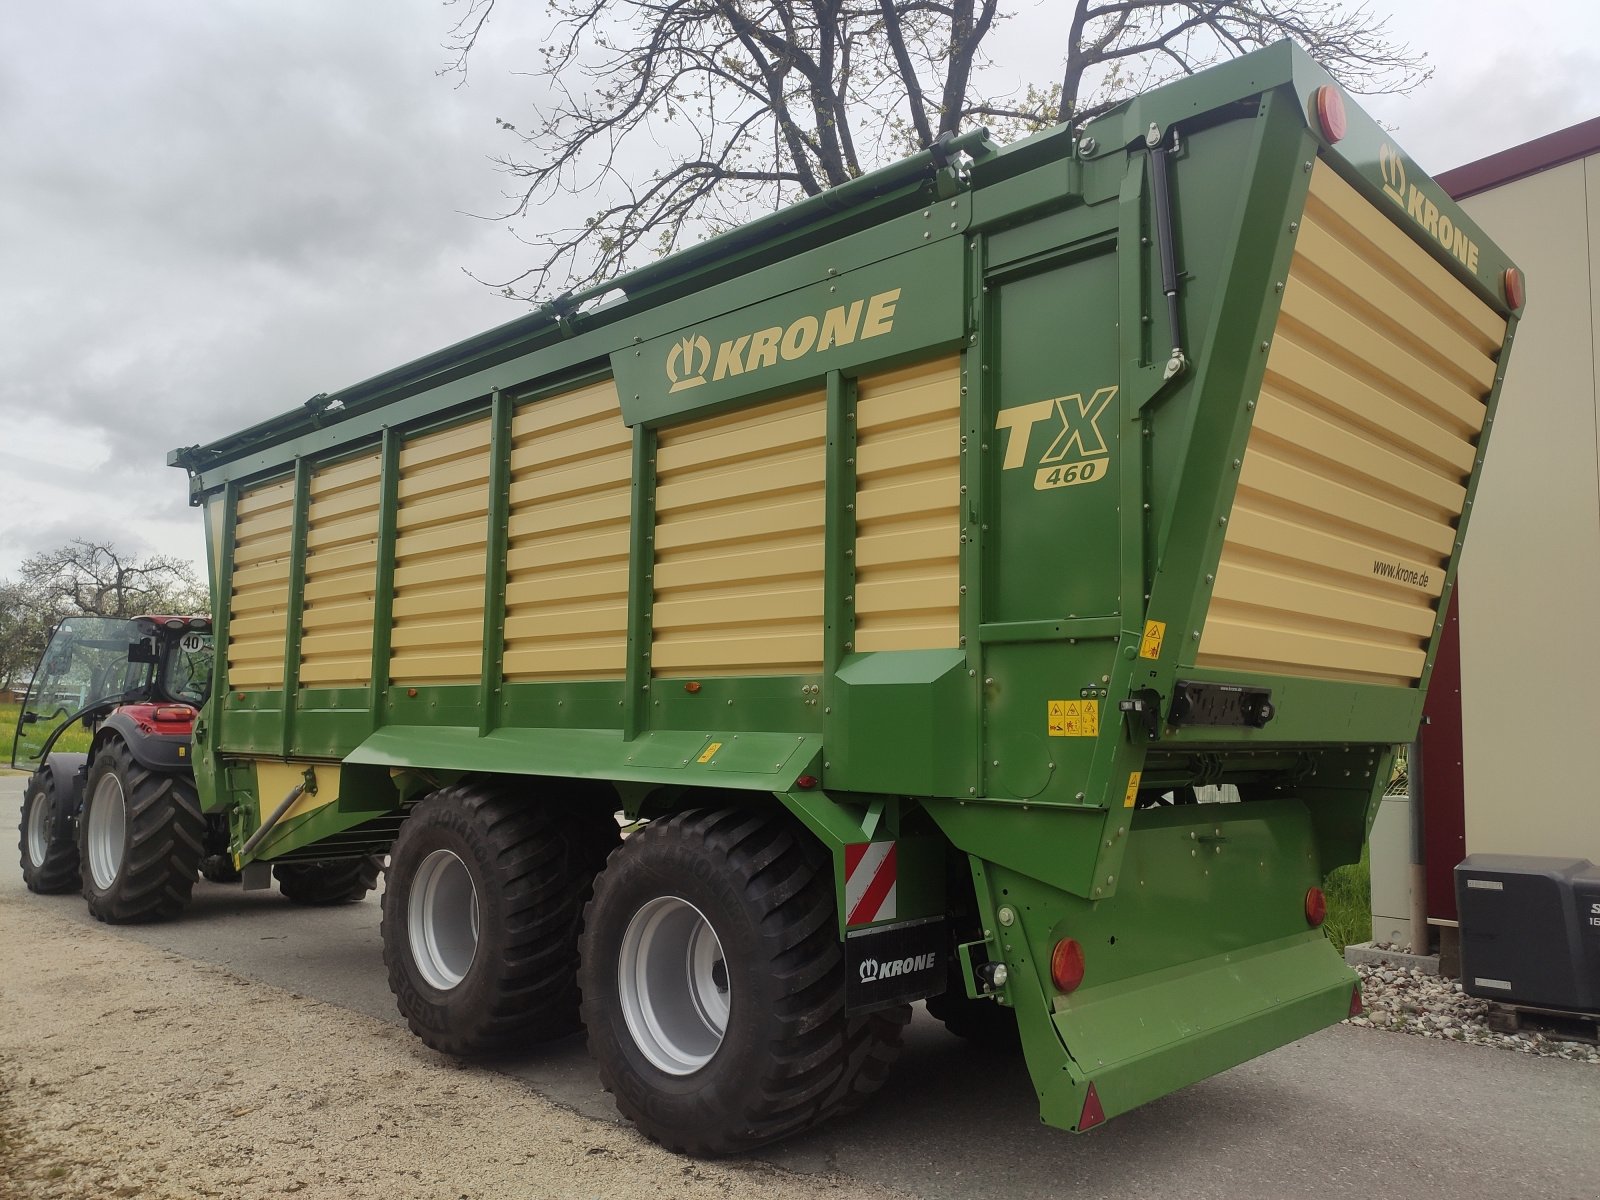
top-left (163, 632), bottom-right (214, 705)
top-left (11, 616), bottom-right (145, 766)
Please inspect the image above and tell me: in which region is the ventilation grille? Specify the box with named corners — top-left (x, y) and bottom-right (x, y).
top-left (1199, 160), bottom-right (1506, 687)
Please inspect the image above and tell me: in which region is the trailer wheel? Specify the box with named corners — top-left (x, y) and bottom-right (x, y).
top-left (274, 855), bottom-right (383, 905)
top-left (78, 740), bottom-right (204, 924)
top-left (19, 770), bottom-right (81, 894)
top-left (381, 780), bottom-right (618, 1056)
top-left (578, 808), bottom-right (908, 1156)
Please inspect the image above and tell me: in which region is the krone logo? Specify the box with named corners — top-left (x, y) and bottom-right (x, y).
top-left (1379, 141), bottom-right (1407, 207)
top-left (662, 289), bottom-right (901, 394)
top-left (858, 953), bottom-right (937, 983)
top-left (666, 334), bottom-right (713, 393)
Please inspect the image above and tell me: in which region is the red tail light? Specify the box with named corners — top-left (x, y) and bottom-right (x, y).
top-left (1312, 85), bottom-right (1346, 143)
top-left (151, 706), bottom-right (195, 723)
top-left (1078, 1082), bottom-right (1106, 1131)
top-left (1051, 938), bottom-right (1086, 993)
top-left (1503, 267), bottom-right (1524, 310)
top-left (1305, 886), bottom-right (1327, 927)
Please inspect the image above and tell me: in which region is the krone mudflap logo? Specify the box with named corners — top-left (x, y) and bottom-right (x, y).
top-left (858, 952), bottom-right (938, 983)
top-left (665, 289), bottom-right (902, 393)
top-left (995, 385), bottom-right (1117, 491)
top-left (1378, 141), bottom-right (1480, 273)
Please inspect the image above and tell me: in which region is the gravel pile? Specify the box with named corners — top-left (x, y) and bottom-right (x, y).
top-left (1345, 955), bottom-right (1600, 1064)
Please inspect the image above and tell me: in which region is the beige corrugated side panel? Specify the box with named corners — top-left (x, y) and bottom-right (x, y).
top-left (503, 379), bottom-right (633, 680)
top-left (653, 390), bottom-right (827, 675)
top-left (1199, 160), bottom-right (1506, 687)
top-left (228, 475), bottom-right (295, 688)
top-left (298, 449), bottom-right (382, 688)
top-left (389, 417), bottom-right (491, 684)
top-left (854, 356), bottom-right (962, 650)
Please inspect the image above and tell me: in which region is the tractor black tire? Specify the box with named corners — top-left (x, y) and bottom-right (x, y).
top-left (78, 740), bottom-right (204, 924)
top-left (274, 856), bottom-right (383, 905)
top-left (19, 769), bottom-right (81, 894)
top-left (578, 808), bottom-right (910, 1157)
top-left (925, 978), bottom-right (1020, 1049)
top-left (381, 779), bottom-right (619, 1057)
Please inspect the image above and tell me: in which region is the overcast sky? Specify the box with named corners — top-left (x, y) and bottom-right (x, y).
top-left (3, 1), bottom-right (1597, 583)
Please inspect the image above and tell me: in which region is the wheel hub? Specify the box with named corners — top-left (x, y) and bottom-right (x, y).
top-left (86, 772), bottom-right (127, 890)
top-left (617, 896), bottom-right (730, 1075)
top-left (408, 848), bottom-right (480, 990)
top-left (25, 789), bottom-right (51, 867)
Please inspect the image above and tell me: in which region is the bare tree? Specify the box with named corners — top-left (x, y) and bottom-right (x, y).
top-left (19, 540), bottom-right (207, 621)
top-left (445, 1), bottom-right (1428, 299)
top-left (0, 541), bottom-right (208, 689)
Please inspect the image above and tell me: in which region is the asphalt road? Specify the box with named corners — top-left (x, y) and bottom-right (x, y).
top-left (4, 772), bottom-right (1597, 1200)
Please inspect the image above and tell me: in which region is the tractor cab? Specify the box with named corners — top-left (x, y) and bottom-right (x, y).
top-left (10, 614), bottom-right (212, 769)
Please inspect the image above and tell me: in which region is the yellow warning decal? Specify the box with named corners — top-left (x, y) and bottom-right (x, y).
top-left (697, 741), bottom-right (722, 764)
top-left (1139, 620), bottom-right (1166, 660)
top-left (1047, 700), bottom-right (1100, 738)
top-left (1124, 771), bottom-right (1142, 807)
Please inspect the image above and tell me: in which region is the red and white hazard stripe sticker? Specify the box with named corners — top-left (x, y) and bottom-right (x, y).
top-left (844, 841), bottom-right (897, 926)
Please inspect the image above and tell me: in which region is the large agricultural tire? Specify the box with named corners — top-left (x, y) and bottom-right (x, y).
top-left (19, 770), bottom-right (81, 894)
top-left (274, 855), bottom-right (383, 905)
top-left (578, 808), bottom-right (910, 1157)
top-left (381, 780), bottom-right (619, 1057)
top-left (77, 740), bottom-right (205, 924)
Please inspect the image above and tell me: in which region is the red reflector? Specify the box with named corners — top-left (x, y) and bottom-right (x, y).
top-left (1078, 1082), bottom-right (1106, 1131)
top-left (683, 681), bottom-right (702, 694)
top-left (1312, 85), bottom-right (1346, 143)
top-left (1503, 267), bottom-right (1524, 310)
top-left (1349, 984), bottom-right (1364, 1018)
top-left (1305, 886), bottom-right (1327, 927)
top-left (1051, 937), bottom-right (1086, 993)
top-left (795, 775), bottom-right (818, 790)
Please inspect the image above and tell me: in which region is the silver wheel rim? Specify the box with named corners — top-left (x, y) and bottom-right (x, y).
top-left (618, 896), bottom-right (730, 1075)
top-left (26, 789), bottom-right (50, 866)
top-left (86, 772), bottom-right (127, 890)
top-left (408, 849), bottom-right (479, 990)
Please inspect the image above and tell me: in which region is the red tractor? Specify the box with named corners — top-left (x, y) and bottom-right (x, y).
top-left (12, 614), bottom-right (376, 920)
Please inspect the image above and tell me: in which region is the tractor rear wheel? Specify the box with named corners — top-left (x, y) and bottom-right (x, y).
top-left (78, 740), bottom-right (204, 923)
top-left (274, 856), bottom-right (383, 905)
top-left (578, 808), bottom-right (908, 1156)
top-left (19, 769), bottom-right (81, 894)
top-left (381, 779), bottom-right (618, 1056)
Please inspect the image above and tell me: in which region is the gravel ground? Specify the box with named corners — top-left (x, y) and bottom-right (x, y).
top-left (0, 896), bottom-right (905, 1200)
top-left (1346, 953), bottom-right (1600, 1065)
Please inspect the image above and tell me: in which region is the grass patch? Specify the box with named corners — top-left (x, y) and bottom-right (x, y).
top-left (1323, 843), bottom-right (1371, 955)
top-left (0, 700), bottom-right (94, 767)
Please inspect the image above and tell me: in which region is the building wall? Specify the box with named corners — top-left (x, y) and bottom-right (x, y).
top-left (1455, 154), bottom-right (1600, 864)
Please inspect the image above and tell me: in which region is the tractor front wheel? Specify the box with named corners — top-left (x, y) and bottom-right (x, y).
top-left (19, 769), bottom-right (81, 894)
top-left (78, 740), bottom-right (204, 923)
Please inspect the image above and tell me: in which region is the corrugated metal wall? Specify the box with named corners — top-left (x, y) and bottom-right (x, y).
top-left (389, 417), bottom-right (491, 684)
top-left (652, 390), bottom-right (828, 675)
top-left (227, 475), bottom-right (295, 688)
top-left (297, 449), bottom-right (382, 688)
top-left (1199, 161), bottom-right (1505, 687)
top-left (853, 356), bottom-right (962, 651)
top-left (503, 380), bottom-right (633, 680)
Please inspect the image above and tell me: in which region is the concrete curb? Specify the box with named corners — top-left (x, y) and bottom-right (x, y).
top-left (1344, 941), bottom-right (1440, 976)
